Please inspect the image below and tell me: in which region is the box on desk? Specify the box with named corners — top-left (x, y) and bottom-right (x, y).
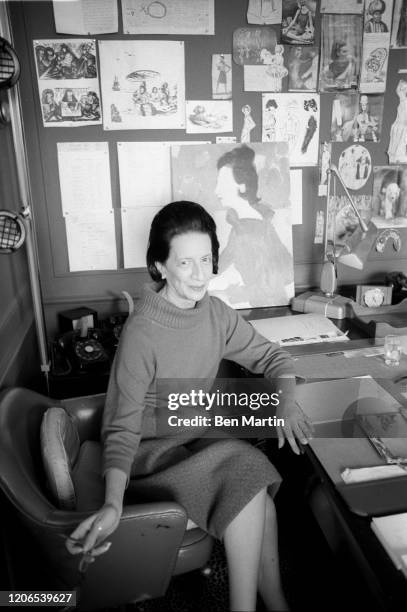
top-left (291, 291), bottom-right (354, 320)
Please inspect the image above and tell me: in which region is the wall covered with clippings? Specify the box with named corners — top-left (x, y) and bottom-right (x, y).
top-left (8, 0), bottom-right (407, 334)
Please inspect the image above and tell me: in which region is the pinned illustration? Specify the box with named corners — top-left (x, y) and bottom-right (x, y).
top-left (338, 144), bottom-right (371, 190)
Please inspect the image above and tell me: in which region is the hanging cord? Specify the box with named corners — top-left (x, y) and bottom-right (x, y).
top-left (56, 534), bottom-right (104, 612)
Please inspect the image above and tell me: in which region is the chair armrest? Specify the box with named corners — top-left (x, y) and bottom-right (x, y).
top-left (80, 501), bottom-right (189, 608)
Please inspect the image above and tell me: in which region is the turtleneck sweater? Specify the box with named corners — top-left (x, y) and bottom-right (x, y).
top-left (102, 282), bottom-right (296, 480)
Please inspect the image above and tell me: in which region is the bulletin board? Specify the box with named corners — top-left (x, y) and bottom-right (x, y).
top-left (8, 0), bottom-right (407, 335)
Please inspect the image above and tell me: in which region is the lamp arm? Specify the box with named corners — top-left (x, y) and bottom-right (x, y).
top-left (328, 164), bottom-right (369, 233)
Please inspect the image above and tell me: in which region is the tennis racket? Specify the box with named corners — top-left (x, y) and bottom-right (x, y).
top-left (0, 37), bottom-right (20, 90)
top-left (0, 210), bottom-right (26, 253)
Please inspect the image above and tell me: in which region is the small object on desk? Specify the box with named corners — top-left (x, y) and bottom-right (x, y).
top-left (347, 298), bottom-right (407, 338)
top-left (290, 291), bottom-right (353, 319)
top-left (357, 412), bottom-right (407, 465)
top-left (249, 313), bottom-right (349, 346)
top-left (355, 285), bottom-right (392, 308)
top-left (341, 464), bottom-right (407, 483)
top-left (384, 334), bottom-right (402, 367)
top-left (371, 513), bottom-right (407, 577)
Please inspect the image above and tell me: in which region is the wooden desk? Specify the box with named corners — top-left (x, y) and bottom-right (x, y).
top-left (293, 360), bottom-right (407, 611)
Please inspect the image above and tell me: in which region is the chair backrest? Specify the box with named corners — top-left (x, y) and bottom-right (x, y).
top-left (0, 387), bottom-right (58, 522)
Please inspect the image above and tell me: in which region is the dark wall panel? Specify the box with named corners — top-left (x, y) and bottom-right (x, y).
top-left (8, 0), bottom-right (407, 337)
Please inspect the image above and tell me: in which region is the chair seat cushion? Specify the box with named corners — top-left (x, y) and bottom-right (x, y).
top-left (41, 407), bottom-right (104, 511)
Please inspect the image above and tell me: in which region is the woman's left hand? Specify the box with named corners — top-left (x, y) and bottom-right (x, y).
top-left (276, 402), bottom-right (314, 455)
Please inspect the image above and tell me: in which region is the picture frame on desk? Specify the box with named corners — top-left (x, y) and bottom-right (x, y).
top-left (355, 285), bottom-right (392, 309)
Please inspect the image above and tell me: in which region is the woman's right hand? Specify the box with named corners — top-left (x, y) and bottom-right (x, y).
top-left (66, 502), bottom-right (121, 557)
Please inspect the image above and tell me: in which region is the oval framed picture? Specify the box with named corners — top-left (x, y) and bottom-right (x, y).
top-left (338, 145), bottom-right (371, 190)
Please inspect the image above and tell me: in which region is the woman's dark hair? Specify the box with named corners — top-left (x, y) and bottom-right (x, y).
top-left (304, 98), bottom-right (317, 111)
top-left (266, 98), bottom-right (278, 109)
top-left (217, 145), bottom-right (259, 206)
top-left (331, 41), bottom-right (347, 61)
top-left (147, 201), bottom-right (219, 281)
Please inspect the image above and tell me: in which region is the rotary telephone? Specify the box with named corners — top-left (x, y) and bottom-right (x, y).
top-left (51, 328), bottom-right (112, 376)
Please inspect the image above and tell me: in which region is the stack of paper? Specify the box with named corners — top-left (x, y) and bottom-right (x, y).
top-left (371, 513), bottom-right (407, 577)
top-left (249, 313), bottom-right (349, 346)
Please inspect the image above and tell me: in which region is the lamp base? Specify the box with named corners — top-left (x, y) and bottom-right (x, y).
top-left (291, 291), bottom-right (354, 320)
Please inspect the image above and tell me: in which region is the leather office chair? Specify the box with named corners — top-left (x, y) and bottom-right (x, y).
top-left (0, 387), bottom-right (213, 610)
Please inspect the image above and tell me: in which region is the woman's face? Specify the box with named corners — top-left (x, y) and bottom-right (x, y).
top-left (338, 44), bottom-right (350, 58)
top-left (157, 232), bottom-right (213, 308)
top-left (215, 165), bottom-right (246, 210)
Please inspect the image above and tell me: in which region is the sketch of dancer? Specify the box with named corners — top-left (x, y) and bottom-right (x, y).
top-left (241, 105), bottom-right (256, 143)
top-left (285, 100), bottom-right (300, 153)
top-left (263, 98), bottom-right (278, 141)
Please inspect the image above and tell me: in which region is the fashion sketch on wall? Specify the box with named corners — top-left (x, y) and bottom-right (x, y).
top-left (319, 14), bottom-right (362, 91)
top-left (243, 43), bottom-right (289, 91)
top-left (212, 54), bottom-right (232, 99)
top-left (98, 40), bottom-right (185, 130)
top-left (170, 142), bottom-right (294, 309)
top-left (330, 93), bottom-right (384, 142)
top-left (371, 166), bottom-right (407, 227)
top-left (262, 93), bottom-right (320, 166)
top-left (388, 80), bottom-right (407, 163)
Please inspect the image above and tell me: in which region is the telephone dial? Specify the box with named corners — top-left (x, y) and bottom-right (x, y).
top-left (51, 328), bottom-right (112, 376)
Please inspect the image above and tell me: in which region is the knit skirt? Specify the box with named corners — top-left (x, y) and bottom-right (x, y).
top-left (126, 433), bottom-right (281, 540)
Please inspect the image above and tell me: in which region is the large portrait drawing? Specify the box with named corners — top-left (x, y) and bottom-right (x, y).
top-left (171, 143), bottom-right (294, 309)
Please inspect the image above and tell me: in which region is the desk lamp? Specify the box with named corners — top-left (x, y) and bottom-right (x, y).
top-left (292, 164), bottom-right (377, 319)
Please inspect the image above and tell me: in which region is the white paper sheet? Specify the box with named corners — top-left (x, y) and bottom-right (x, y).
top-left (249, 313), bottom-right (349, 346)
top-left (99, 40), bottom-right (185, 131)
top-left (121, 0), bottom-right (214, 35)
top-left (320, 0), bottom-right (365, 13)
top-left (121, 206), bottom-right (161, 268)
top-left (247, 0), bottom-right (282, 24)
top-left (117, 141), bottom-right (209, 209)
top-left (360, 34), bottom-right (391, 93)
top-left (290, 169), bottom-right (302, 225)
top-left (53, 0), bottom-right (118, 34)
top-left (65, 209), bottom-right (117, 271)
top-left (57, 142), bottom-right (113, 215)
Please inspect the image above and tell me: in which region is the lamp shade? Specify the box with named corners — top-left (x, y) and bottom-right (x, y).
top-left (337, 223), bottom-right (377, 270)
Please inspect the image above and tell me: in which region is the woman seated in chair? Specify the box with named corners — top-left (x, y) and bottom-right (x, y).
top-left (67, 201), bottom-right (313, 612)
